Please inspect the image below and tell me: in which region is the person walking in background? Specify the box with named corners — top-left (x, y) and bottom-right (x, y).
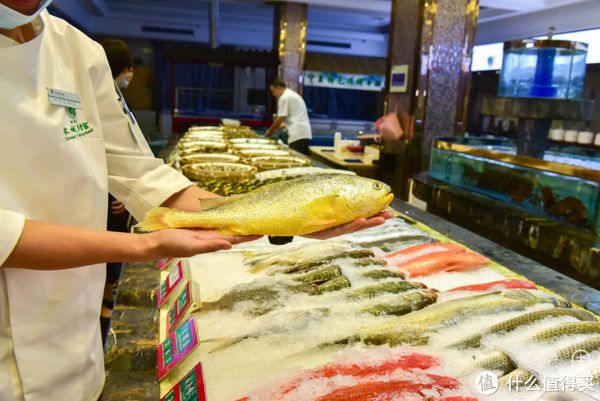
top-left (99, 39), bottom-right (137, 342)
top-left (266, 79), bottom-right (312, 156)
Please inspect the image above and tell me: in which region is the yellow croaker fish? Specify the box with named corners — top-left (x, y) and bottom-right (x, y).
top-left (136, 174), bottom-right (393, 235)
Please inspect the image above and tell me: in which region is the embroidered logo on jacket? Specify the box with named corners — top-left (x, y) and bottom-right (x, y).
top-left (63, 107), bottom-right (94, 141)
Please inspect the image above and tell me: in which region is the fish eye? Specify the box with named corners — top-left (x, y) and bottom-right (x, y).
top-left (372, 182), bottom-right (382, 190)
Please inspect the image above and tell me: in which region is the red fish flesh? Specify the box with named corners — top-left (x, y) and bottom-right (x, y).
top-left (396, 250), bottom-right (490, 277)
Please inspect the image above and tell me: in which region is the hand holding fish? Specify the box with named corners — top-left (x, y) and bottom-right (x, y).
top-left (302, 211), bottom-right (394, 240)
top-left (144, 229), bottom-right (262, 258)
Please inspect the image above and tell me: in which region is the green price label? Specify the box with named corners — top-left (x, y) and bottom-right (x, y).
top-left (168, 305), bottom-right (177, 328)
top-left (180, 370), bottom-right (199, 401)
top-left (163, 390), bottom-right (176, 401)
top-left (160, 281), bottom-right (168, 298)
top-left (162, 337), bottom-right (174, 366)
top-left (176, 288), bottom-right (189, 314)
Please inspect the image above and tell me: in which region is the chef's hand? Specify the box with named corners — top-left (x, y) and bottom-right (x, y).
top-left (146, 229), bottom-right (262, 258)
top-left (303, 211), bottom-right (394, 240)
top-left (110, 200), bottom-right (127, 215)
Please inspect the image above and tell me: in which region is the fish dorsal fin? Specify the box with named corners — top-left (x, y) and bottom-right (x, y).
top-left (304, 195), bottom-right (350, 221)
top-left (199, 195), bottom-right (243, 210)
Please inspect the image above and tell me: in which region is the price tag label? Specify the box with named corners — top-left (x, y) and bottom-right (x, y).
top-left (157, 263), bottom-right (184, 307)
top-left (158, 317), bottom-right (198, 380)
top-left (166, 283), bottom-right (192, 333)
top-left (160, 363), bottom-right (206, 401)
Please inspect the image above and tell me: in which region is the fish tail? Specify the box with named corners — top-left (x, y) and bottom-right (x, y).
top-left (135, 207), bottom-right (176, 232)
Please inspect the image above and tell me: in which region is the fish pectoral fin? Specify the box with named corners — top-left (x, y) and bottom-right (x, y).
top-left (199, 195), bottom-right (244, 210)
top-left (304, 195), bottom-right (350, 221)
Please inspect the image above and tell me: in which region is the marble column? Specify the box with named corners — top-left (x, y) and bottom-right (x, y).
top-left (275, 2), bottom-right (307, 95)
top-left (384, 0), bottom-right (478, 199)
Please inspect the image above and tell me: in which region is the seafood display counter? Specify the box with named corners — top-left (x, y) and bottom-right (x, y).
top-left (102, 124), bottom-right (600, 401)
top-left (103, 198), bottom-right (600, 401)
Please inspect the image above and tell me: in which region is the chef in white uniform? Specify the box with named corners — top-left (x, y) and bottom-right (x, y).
top-left (266, 79), bottom-right (312, 156)
top-left (0, 2), bottom-right (392, 401)
top-left (0, 2), bottom-right (263, 401)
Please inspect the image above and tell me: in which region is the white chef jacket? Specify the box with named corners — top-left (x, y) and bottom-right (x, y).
top-left (276, 88), bottom-right (312, 144)
top-left (0, 11), bottom-right (192, 401)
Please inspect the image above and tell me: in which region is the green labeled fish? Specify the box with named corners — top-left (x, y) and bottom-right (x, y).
top-left (136, 174), bottom-right (393, 235)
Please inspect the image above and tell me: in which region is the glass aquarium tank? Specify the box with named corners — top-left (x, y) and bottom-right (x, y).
top-left (498, 39), bottom-right (587, 99)
top-left (429, 137), bottom-right (600, 235)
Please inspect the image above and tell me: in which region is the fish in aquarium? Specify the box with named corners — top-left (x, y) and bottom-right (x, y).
top-left (136, 174), bottom-right (393, 235)
top-left (539, 185), bottom-right (589, 225)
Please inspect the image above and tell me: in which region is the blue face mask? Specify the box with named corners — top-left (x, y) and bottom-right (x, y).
top-left (117, 79), bottom-right (129, 89)
top-left (0, 0), bottom-right (53, 30)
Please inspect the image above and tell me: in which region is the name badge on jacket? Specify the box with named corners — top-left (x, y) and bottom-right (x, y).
top-left (47, 88), bottom-right (82, 109)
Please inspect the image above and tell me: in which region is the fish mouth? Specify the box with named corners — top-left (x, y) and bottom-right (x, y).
top-left (382, 191), bottom-right (394, 207)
